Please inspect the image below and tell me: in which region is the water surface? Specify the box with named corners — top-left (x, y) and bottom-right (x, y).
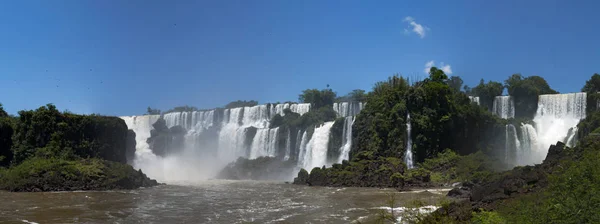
top-left (0, 180), bottom-right (448, 223)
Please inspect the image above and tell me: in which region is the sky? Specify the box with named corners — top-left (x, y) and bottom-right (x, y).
top-left (1, 0), bottom-right (599, 116)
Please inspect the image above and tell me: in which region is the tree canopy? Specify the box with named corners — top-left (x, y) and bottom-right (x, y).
top-left (146, 107), bottom-right (161, 115)
top-left (299, 88), bottom-right (337, 109)
top-left (336, 89), bottom-right (367, 102)
top-left (224, 100), bottom-right (259, 109)
top-left (471, 79), bottom-right (504, 111)
top-left (504, 74), bottom-right (558, 118)
top-left (582, 73), bottom-right (600, 93)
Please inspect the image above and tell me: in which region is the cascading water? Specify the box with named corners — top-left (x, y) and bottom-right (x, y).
top-left (249, 127), bottom-right (279, 159)
top-left (122, 103), bottom-right (318, 182)
top-left (405, 113), bottom-right (414, 169)
top-left (284, 129), bottom-right (291, 160)
top-left (301, 122), bottom-right (335, 171)
top-left (297, 131), bottom-right (309, 168)
top-left (528, 93), bottom-right (586, 164)
top-left (504, 124), bottom-right (521, 165)
top-left (518, 124), bottom-right (538, 166)
top-left (333, 102), bottom-right (364, 117)
top-left (493, 96), bottom-right (515, 119)
top-left (337, 116), bottom-right (355, 163)
top-left (469, 96), bottom-right (480, 105)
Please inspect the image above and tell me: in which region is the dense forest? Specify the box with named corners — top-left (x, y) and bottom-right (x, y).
top-left (291, 70), bottom-right (600, 223)
top-left (0, 104), bottom-right (157, 191)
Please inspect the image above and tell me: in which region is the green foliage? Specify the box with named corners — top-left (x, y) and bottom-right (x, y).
top-left (11, 104), bottom-right (131, 165)
top-left (298, 156), bottom-right (405, 188)
top-left (470, 210), bottom-right (506, 224)
top-left (504, 74), bottom-right (558, 118)
top-left (299, 88), bottom-right (337, 109)
top-left (163, 105), bottom-right (199, 113)
top-left (0, 103), bottom-right (8, 117)
top-left (146, 107), bottom-right (161, 115)
top-left (445, 76), bottom-right (464, 92)
top-left (586, 92), bottom-right (600, 114)
top-left (352, 71), bottom-right (504, 166)
top-left (336, 89), bottom-right (367, 102)
top-left (426, 67), bottom-right (448, 83)
top-left (0, 157), bottom-right (157, 191)
top-left (0, 116), bottom-right (14, 167)
top-left (224, 100), bottom-right (258, 109)
top-left (576, 111), bottom-right (600, 139)
top-left (581, 73), bottom-right (600, 93)
top-left (471, 79), bottom-right (504, 111)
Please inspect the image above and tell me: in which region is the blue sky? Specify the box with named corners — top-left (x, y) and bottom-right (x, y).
top-left (1, 0), bottom-right (599, 116)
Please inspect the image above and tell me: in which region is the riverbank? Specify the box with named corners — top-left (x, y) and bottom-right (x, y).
top-left (0, 158), bottom-right (159, 192)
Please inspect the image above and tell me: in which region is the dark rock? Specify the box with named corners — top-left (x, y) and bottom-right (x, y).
top-left (293, 169), bottom-right (309, 185)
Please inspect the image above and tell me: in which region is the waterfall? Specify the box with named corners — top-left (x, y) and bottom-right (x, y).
top-left (493, 96), bottom-right (515, 119)
top-left (297, 131), bottom-right (309, 168)
top-left (469, 96), bottom-right (480, 105)
top-left (517, 124), bottom-right (538, 166)
top-left (301, 122), bottom-right (335, 171)
top-left (337, 116), bottom-right (355, 163)
top-left (249, 127), bottom-right (279, 159)
top-left (120, 115), bottom-right (161, 159)
top-left (284, 129), bottom-right (291, 160)
top-left (509, 93), bottom-right (587, 165)
top-left (505, 124), bottom-right (521, 165)
top-left (333, 102), bottom-right (364, 117)
top-left (405, 113), bottom-right (414, 169)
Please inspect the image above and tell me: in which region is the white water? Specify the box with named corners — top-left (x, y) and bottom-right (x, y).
top-left (529, 93), bottom-right (586, 164)
top-left (120, 115), bottom-right (220, 182)
top-left (493, 96), bottom-right (515, 119)
top-left (469, 96), bottom-right (480, 105)
top-left (333, 102), bottom-right (364, 117)
top-left (405, 113), bottom-right (414, 169)
top-left (284, 129), bottom-right (292, 160)
top-left (337, 116), bottom-right (355, 163)
top-left (301, 122), bottom-right (335, 171)
top-left (510, 93), bottom-right (586, 165)
top-left (505, 124), bottom-right (521, 165)
top-left (121, 103), bottom-right (323, 182)
top-left (249, 127), bottom-right (279, 159)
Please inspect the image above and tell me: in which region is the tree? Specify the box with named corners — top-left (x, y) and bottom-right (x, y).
top-left (0, 103), bottom-right (7, 117)
top-left (336, 89), bottom-right (367, 102)
top-left (146, 107), bottom-right (161, 115)
top-left (504, 74), bottom-right (558, 118)
top-left (582, 73), bottom-right (600, 93)
top-left (471, 79), bottom-right (504, 111)
top-left (298, 89), bottom-right (337, 109)
top-left (446, 76), bottom-right (464, 92)
top-left (427, 67), bottom-right (448, 83)
top-left (224, 100), bottom-right (258, 109)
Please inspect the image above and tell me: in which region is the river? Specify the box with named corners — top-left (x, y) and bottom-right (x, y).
top-left (0, 180), bottom-right (449, 224)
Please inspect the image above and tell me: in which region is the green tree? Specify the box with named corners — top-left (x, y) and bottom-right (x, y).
top-left (582, 73), bottom-right (600, 93)
top-left (146, 107), bottom-right (161, 115)
top-left (299, 89), bottom-right (337, 109)
top-left (471, 79), bottom-right (504, 111)
top-left (0, 103), bottom-right (7, 117)
top-left (336, 89), bottom-right (367, 102)
top-left (0, 104), bottom-right (13, 166)
top-left (224, 100), bottom-right (258, 109)
top-left (504, 74), bottom-right (557, 118)
top-left (427, 67), bottom-right (449, 83)
top-left (446, 76), bottom-right (464, 92)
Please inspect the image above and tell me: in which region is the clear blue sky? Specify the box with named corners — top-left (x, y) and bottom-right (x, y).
top-left (1, 0), bottom-right (599, 116)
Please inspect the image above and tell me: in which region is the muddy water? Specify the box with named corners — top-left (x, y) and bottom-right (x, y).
top-left (0, 180), bottom-right (449, 224)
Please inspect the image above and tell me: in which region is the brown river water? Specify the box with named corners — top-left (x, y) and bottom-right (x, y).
top-left (0, 180), bottom-right (449, 224)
